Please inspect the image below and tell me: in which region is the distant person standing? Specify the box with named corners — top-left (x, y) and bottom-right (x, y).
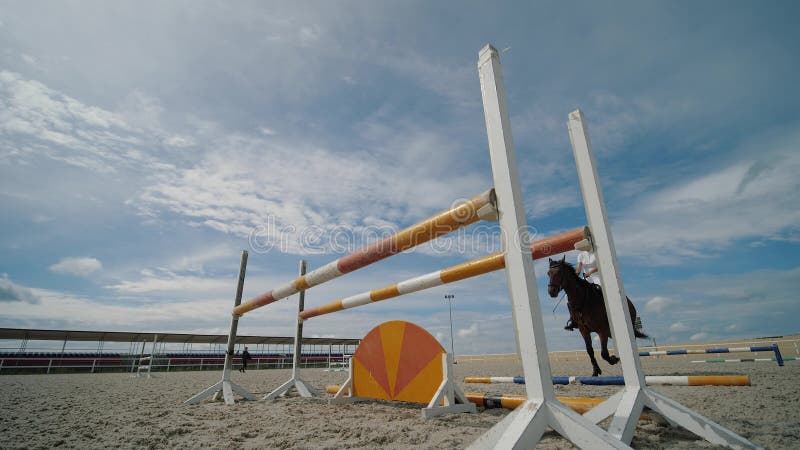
top-left (239, 347), bottom-right (251, 373)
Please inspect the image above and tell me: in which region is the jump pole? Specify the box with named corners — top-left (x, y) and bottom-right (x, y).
top-left (264, 260), bottom-right (318, 400)
top-left (300, 227), bottom-right (589, 320)
top-left (464, 375), bottom-right (751, 387)
top-left (232, 189), bottom-right (497, 317)
top-left (568, 110), bottom-right (760, 449)
top-left (468, 44), bottom-right (627, 450)
top-left (185, 251), bottom-right (255, 405)
top-left (693, 357), bottom-right (797, 364)
top-left (640, 344), bottom-right (783, 367)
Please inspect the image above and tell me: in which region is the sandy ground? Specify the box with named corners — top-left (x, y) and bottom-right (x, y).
top-left (1, 358), bottom-right (797, 449)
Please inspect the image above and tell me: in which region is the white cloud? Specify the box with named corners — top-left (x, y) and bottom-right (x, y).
top-left (163, 135), bottom-right (195, 147)
top-left (0, 286), bottom-right (231, 330)
top-left (133, 123), bottom-right (488, 256)
top-left (49, 257), bottom-right (103, 277)
top-left (669, 322), bottom-right (690, 332)
top-left (690, 332), bottom-right (709, 341)
top-left (0, 275), bottom-right (41, 304)
top-left (644, 296), bottom-right (674, 313)
top-left (258, 127), bottom-right (276, 136)
top-left (457, 322), bottom-right (479, 338)
top-left (613, 128), bottom-right (800, 264)
top-left (107, 272), bottom-right (230, 294)
top-left (0, 71), bottom-right (160, 174)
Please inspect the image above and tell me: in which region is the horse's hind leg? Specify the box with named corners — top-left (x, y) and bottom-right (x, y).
top-left (581, 331), bottom-right (602, 376)
top-left (600, 333), bottom-right (620, 365)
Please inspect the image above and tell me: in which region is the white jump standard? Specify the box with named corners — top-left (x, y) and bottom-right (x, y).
top-left (468, 45), bottom-right (629, 450)
top-left (470, 45), bottom-right (760, 449)
top-left (264, 260), bottom-right (318, 400)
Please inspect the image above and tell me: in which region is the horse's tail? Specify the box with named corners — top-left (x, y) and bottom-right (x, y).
top-left (633, 318), bottom-right (648, 339)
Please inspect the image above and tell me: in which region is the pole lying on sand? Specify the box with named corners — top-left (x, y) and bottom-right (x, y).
top-left (323, 385), bottom-right (654, 418)
top-left (299, 226), bottom-right (589, 320)
top-left (233, 189), bottom-right (497, 316)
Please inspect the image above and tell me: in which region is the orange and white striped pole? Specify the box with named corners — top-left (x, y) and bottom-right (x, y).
top-left (299, 226), bottom-right (588, 320)
top-left (233, 189), bottom-right (496, 316)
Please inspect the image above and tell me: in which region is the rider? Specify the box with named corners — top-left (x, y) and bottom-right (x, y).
top-left (565, 249), bottom-right (602, 331)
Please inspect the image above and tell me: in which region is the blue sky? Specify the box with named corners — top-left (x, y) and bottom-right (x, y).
top-left (1, 1), bottom-right (799, 353)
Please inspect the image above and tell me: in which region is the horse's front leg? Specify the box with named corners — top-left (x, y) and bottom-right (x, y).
top-left (581, 330), bottom-right (602, 376)
top-left (599, 333), bottom-right (620, 365)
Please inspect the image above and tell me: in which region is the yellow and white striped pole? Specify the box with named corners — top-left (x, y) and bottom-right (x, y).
top-left (299, 227), bottom-right (588, 320)
top-left (233, 189), bottom-right (496, 316)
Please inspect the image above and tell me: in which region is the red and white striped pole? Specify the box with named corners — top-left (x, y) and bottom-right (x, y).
top-left (233, 189), bottom-right (497, 316)
top-left (299, 227), bottom-right (588, 320)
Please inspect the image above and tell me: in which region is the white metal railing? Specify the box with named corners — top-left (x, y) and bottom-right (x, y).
top-left (0, 354), bottom-right (350, 374)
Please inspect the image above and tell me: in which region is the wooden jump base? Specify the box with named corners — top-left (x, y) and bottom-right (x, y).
top-left (329, 320), bottom-right (475, 419)
top-left (233, 190), bottom-right (497, 316)
top-left (641, 344), bottom-right (784, 367)
top-left (300, 227), bottom-right (590, 320)
top-left (464, 375), bottom-right (751, 387)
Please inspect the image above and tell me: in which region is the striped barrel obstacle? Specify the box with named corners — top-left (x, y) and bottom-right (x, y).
top-left (464, 375), bottom-right (751, 387)
top-left (640, 344), bottom-right (784, 367)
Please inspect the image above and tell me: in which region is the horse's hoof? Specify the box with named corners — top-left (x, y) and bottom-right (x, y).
top-left (610, 356), bottom-right (620, 365)
top-left (592, 370), bottom-right (601, 377)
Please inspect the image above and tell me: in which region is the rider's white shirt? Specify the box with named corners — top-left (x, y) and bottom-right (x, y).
top-left (577, 251), bottom-right (602, 285)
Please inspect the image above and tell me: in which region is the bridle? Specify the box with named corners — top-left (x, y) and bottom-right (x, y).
top-left (548, 262), bottom-right (568, 293)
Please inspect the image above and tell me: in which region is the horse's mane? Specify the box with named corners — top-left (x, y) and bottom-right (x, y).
top-left (551, 259), bottom-right (595, 290)
top-left (551, 260), bottom-right (576, 271)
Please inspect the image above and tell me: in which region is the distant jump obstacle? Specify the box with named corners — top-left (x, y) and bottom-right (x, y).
top-left (465, 375), bottom-right (751, 386)
top-left (640, 344), bottom-right (784, 366)
top-left (693, 357), bottom-right (797, 364)
top-left (187, 44), bottom-right (760, 449)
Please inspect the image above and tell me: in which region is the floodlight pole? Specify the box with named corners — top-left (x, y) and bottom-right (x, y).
top-left (444, 294), bottom-right (456, 358)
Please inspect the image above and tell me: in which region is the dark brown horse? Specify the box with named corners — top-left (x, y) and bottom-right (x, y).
top-left (547, 256), bottom-right (648, 376)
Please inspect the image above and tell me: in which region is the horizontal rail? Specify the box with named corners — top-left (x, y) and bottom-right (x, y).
top-left (464, 375), bottom-right (751, 386)
top-left (234, 189), bottom-right (497, 316)
top-left (300, 226), bottom-right (588, 320)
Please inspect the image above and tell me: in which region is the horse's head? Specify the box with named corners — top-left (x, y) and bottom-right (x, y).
top-left (547, 255), bottom-right (570, 298)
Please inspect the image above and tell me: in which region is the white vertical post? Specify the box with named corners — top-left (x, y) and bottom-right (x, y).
top-left (567, 110), bottom-right (760, 449)
top-left (568, 110), bottom-right (644, 387)
top-left (265, 260), bottom-right (317, 400)
top-left (470, 44), bottom-right (627, 450)
top-left (477, 44), bottom-right (552, 403)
